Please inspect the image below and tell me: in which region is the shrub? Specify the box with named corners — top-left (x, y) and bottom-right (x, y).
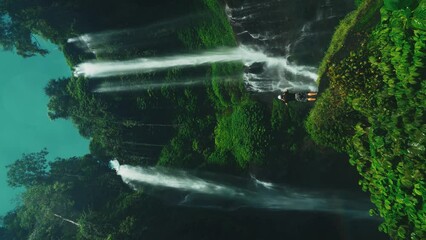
top-left (305, 89), bottom-right (364, 152)
top-left (308, 1), bottom-right (426, 238)
top-left (215, 100), bottom-right (271, 167)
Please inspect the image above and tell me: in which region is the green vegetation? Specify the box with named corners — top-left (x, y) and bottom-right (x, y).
top-left (1, 0), bottom-right (421, 234)
top-left (214, 100), bottom-right (271, 167)
top-left (0, 0), bottom-right (324, 171)
top-left (307, 0), bottom-right (426, 238)
top-left (1, 150), bottom-right (124, 239)
top-left (0, 0), bottom-right (397, 239)
top-left (0, 0), bottom-right (49, 57)
top-left (317, 0), bottom-right (382, 90)
top-left (6, 150), bottom-right (49, 188)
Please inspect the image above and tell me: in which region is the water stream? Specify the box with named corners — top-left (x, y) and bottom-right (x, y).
top-left (70, 0), bottom-right (353, 93)
top-left (111, 160), bottom-right (374, 218)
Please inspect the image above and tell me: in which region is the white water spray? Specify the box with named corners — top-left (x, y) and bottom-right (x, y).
top-left (110, 160), bottom-right (242, 196)
top-left (93, 76), bottom-right (237, 93)
top-left (68, 15), bottom-right (202, 55)
top-left (244, 55), bottom-right (319, 92)
top-left (74, 46), bottom-right (267, 78)
top-left (110, 160), bottom-right (374, 217)
top-left (75, 45), bottom-right (318, 92)
top-left (94, 80), bottom-right (204, 93)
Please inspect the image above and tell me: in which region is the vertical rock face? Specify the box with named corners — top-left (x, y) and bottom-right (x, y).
top-left (226, 0), bottom-right (354, 64)
top-left (226, 0), bottom-right (354, 93)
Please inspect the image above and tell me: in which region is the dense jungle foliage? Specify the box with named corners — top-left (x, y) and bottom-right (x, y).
top-left (307, 0), bottom-right (426, 239)
top-left (0, 0), bottom-right (294, 169)
top-left (2, 0), bottom-right (424, 239)
top-left (0, 0), bottom-right (373, 239)
top-left (0, 0), bottom-right (346, 175)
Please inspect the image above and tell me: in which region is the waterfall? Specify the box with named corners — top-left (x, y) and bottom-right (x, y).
top-left (75, 45), bottom-right (318, 92)
top-left (110, 160), bottom-right (375, 218)
top-left (67, 14), bottom-right (202, 55)
top-left (74, 46), bottom-right (266, 78)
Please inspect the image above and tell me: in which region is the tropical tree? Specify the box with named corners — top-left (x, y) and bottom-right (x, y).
top-left (16, 184), bottom-right (77, 240)
top-left (45, 78), bottom-right (75, 120)
top-left (6, 149), bottom-right (49, 188)
top-left (0, 12), bottom-right (48, 57)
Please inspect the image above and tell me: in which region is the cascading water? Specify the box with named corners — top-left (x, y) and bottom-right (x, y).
top-left (244, 55), bottom-right (319, 92)
top-left (110, 160), bottom-right (375, 218)
top-left (226, 0), bottom-right (354, 92)
top-left (110, 160), bottom-right (243, 196)
top-left (74, 45), bottom-right (318, 93)
top-left (93, 75), bottom-right (240, 93)
top-left (94, 79), bottom-right (204, 93)
top-left (68, 0), bottom-right (355, 94)
top-left (67, 14), bottom-right (203, 56)
top-left (74, 46), bottom-right (263, 78)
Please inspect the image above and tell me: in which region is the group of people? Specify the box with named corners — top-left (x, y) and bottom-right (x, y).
top-left (277, 90), bottom-right (318, 105)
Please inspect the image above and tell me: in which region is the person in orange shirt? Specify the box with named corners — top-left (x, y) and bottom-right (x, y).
top-left (277, 90), bottom-right (317, 105)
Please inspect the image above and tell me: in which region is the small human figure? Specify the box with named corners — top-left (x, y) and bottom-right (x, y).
top-left (277, 90), bottom-right (317, 105)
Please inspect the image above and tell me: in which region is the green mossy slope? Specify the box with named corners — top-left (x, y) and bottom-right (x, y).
top-left (307, 0), bottom-right (426, 239)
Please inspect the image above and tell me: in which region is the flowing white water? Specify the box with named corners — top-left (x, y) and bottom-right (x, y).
top-left (67, 15), bottom-right (202, 55)
top-left (224, 3), bottom-right (328, 92)
top-left (94, 79), bottom-right (204, 93)
top-left (93, 75), bottom-right (238, 93)
top-left (75, 45), bottom-right (318, 92)
top-left (110, 160), bottom-right (373, 217)
top-left (75, 46), bottom-right (263, 78)
top-left (244, 55), bottom-right (319, 92)
top-left (74, 46), bottom-right (262, 78)
top-left (110, 160), bottom-right (242, 196)
top-left (236, 30), bottom-right (290, 42)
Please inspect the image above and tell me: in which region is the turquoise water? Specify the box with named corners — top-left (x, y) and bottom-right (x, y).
top-left (0, 38), bottom-right (89, 217)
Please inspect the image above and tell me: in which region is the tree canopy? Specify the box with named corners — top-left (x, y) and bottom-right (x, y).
top-left (0, 0), bottom-right (410, 239)
top-left (0, 2), bottom-right (48, 57)
top-left (6, 149), bottom-right (49, 188)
